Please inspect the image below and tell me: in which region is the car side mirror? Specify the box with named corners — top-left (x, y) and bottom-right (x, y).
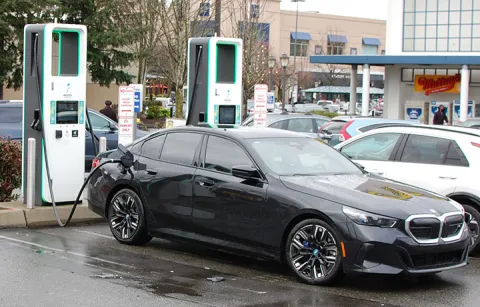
top-left (354, 162), bottom-right (365, 170)
top-left (232, 165), bottom-right (261, 180)
top-left (109, 123), bottom-right (118, 131)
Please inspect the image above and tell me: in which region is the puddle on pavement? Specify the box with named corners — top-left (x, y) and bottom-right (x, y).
top-left (147, 279), bottom-right (201, 297)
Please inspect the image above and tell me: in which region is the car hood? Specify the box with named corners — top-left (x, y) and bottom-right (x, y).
top-left (280, 174), bottom-right (461, 220)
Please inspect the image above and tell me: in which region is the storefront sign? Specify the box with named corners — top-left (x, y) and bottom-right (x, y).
top-left (414, 74), bottom-right (461, 96)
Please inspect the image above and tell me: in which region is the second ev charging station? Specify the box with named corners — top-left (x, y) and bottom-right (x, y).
top-left (22, 23), bottom-right (87, 206)
top-left (186, 37), bottom-right (243, 128)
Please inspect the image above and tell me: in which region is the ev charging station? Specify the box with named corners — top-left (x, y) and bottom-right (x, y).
top-left (22, 23), bottom-right (88, 206)
top-left (186, 37), bottom-right (243, 128)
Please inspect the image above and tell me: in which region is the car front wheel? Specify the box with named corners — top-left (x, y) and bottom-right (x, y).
top-left (108, 188), bottom-right (152, 245)
top-left (285, 219), bottom-right (344, 285)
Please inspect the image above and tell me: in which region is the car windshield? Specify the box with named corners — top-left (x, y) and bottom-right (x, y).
top-left (248, 137), bottom-right (362, 176)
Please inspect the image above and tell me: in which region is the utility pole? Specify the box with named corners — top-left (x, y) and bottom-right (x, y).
top-left (215, 0), bottom-right (221, 36)
top-left (291, 0), bottom-right (303, 104)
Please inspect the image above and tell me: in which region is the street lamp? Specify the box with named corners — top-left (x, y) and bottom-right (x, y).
top-left (280, 53), bottom-right (289, 114)
top-left (291, 0), bottom-right (306, 105)
top-left (268, 55), bottom-right (276, 91)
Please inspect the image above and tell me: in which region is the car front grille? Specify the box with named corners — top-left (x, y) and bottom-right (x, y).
top-left (405, 213), bottom-right (465, 244)
top-left (404, 249), bottom-right (466, 270)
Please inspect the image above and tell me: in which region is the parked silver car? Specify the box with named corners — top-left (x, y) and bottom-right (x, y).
top-left (241, 113), bottom-right (330, 139)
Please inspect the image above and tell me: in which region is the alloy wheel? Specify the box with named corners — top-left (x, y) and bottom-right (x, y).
top-left (110, 193), bottom-right (140, 240)
top-left (289, 224), bottom-right (339, 280)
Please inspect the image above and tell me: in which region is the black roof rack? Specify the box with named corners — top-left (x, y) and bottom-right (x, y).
top-left (373, 123), bottom-right (480, 138)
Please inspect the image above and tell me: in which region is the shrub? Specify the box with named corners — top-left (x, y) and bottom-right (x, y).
top-left (146, 106), bottom-right (171, 119)
top-left (0, 138), bottom-right (22, 202)
top-left (311, 110), bottom-right (339, 118)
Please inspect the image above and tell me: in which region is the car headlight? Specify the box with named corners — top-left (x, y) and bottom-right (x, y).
top-left (342, 206), bottom-right (398, 228)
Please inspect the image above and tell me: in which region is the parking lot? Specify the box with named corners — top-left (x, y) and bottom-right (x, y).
top-left (1, 223), bottom-right (479, 307)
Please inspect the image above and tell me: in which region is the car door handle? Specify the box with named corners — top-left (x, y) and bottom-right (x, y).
top-left (198, 178), bottom-right (215, 187)
top-left (146, 169), bottom-right (158, 175)
top-left (439, 176), bottom-right (457, 180)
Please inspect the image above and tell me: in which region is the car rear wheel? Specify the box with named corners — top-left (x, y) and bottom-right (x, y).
top-left (108, 189), bottom-right (152, 245)
top-left (463, 204), bottom-right (480, 254)
top-left (285, 219), bottom-right (344, 285)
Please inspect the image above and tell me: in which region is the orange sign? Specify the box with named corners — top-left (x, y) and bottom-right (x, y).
top-left (414, 74), bottom-right (461, 96)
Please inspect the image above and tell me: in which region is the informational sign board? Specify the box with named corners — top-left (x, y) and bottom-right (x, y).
top-left (267, 91), bottom-right (275, 111)
top-left (118, 85), bottom-right (135, 145)
top-left (254, 84), bottom-right (268, 127)
top-left (132, 84), bottom-right (143, 113)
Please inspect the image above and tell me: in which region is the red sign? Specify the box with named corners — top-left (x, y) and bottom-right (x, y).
top-left (415, 74), bottom-right (461, 96)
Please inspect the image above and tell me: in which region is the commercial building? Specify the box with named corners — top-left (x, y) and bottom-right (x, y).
top-left (310, 0), bottom-right (480, 123)
top-left (2, 0), bottom-right (387, 110)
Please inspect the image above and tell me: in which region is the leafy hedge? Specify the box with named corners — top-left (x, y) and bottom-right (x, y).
top-left (0, 138), bottom-right (22, 202)
top-left (145, 106), bottom-right (171, 119)
top-left (311, 110), bottom-right (340, 118)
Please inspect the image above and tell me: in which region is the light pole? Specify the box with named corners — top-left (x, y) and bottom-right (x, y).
top-left (268, 55), bottom-right (276, 91)
top-left (291, 0), bottom-right (305, 104)
top-left (280, 53), bottom-right (289, 114)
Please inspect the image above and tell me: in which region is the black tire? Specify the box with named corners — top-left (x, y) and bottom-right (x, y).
top-left (463, 204), bottom-right (480, 254)
top-left (285, 219), bottom-right (344, 285)
top-left (108, 188), bottom-right (152, 245)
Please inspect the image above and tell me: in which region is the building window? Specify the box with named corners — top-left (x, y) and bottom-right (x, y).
top-left (401, 68), bottom-right (480, 84)
top-left (362, 45), bottom-right (378, 55)
top-left (403, 0), bottom-right (480, 52)
top-left (250, 3), bottom-right (260, 19)
top-left (290, 39), bottom-right (308, 57)
top-left (199, 1), bottom-right (210, 17)
top-left (327, 42), bottom-right (344, 55)
top-left (314, 45), bottom-right (323, 55)
top-left (350, 48), bottom-right (357, 55)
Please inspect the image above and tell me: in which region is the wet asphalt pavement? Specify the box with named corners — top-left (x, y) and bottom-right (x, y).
top-left (1, 224), bottom-right (479, 307)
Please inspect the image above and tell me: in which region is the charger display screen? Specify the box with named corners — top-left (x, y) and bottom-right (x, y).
top-left (56, 101), bottom-right (78, 124)
top-left (218, 105), bottom-right (236, 125)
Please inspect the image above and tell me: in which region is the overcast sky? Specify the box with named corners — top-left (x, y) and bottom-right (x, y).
top-left (280, 0), bottom-right (388, 20)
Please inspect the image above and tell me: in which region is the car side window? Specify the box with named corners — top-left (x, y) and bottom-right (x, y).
top-left (204, 136), bottom-right (253, 174)
top-left (88, 112), bottom-right (111, 130)
top-left (340, 133), bottom-right (401, 161)
top-left (315, 118), bottom-right (327, 129)
top-left (445, 141), bottom-right (469, 167)
top-left (129, 141), bottom-right (143, 155)
top-left (268, 120), bottom-right (285, 129)
top-left (160, 133), bottom-right (203, 165)
top-left (140, 135), bottom-right (166, 159)
top-left (287, 118), bottom-right (314, 133)
top-left (400, 135), bottom-right (450, 165)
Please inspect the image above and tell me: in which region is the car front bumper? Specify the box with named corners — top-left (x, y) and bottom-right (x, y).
top-left (340, 221), bottom-right (470, 275)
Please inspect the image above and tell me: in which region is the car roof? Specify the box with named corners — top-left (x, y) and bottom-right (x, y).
top-left (245, 112), bottom-right (330, 123)
top-left (360, 125), bottom-right (480, 138)
top-left (155, 126), bottom-right (308, 140)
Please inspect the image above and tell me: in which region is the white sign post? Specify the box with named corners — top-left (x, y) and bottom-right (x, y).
top-left (118, 85), bottom-right (135, 146)
top-left (254, 84), bottom-right (268, 127)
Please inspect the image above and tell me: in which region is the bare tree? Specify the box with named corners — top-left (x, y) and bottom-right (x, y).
top-left (225, 0), bottom-right (272, 119)
top-left (119, 0), bottom-right (165, 84)
top-left (315, 27), bottom-right (349, 86)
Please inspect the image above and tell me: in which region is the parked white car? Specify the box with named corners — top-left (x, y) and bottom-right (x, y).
top-left (334, 125), bottom-right (480, 253)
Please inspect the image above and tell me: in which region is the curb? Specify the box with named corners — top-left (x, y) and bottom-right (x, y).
top-left (0, 201), bottom-right (104, 228)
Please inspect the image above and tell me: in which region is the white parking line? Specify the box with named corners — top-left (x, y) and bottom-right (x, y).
top-left (72, 229), bottom-right (114, 239)
top-left (0, 235), bottom-right (135, 269)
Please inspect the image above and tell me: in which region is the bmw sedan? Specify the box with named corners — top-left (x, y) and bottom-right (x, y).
top-left (87, 127), bottom-right (470, 285)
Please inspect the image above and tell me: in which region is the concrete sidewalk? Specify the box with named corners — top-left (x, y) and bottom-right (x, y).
top-left (0, 201), bottom-right (103, 228)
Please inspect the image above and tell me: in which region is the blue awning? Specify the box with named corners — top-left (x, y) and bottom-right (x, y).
top-left (363, 37), bottom-right (381, 46)
top-left (328, 34), bottom-right (347, 44)
top-left (290, 32), bottom-right (312, 41)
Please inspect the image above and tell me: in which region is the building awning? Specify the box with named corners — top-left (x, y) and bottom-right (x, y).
top-left (309, 55), bottom-right (480, 66)
top-left (362, 37), bottom-right (381, 46)
top-left (328, 34), bottom-right (347, 44)
top-left (290, 32), bottom-right (312, 41)
top-left (301, 86), bottom-right (384, 95)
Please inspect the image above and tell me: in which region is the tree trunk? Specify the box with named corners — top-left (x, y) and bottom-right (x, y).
top-left (0, 82), bottom-right (3, 100)
top-left (175, 84), bottom-right (183, 119)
